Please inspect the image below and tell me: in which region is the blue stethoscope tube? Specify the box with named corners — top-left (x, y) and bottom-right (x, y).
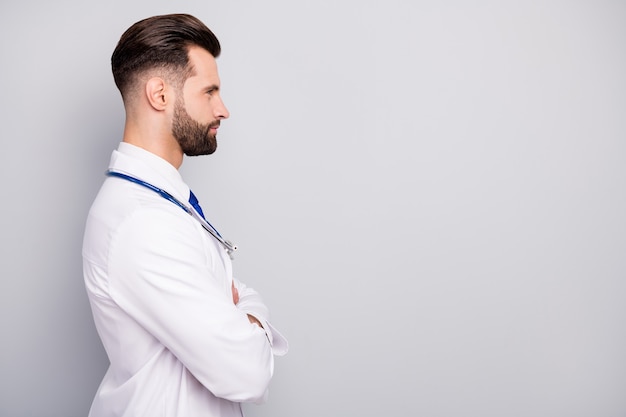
top-left (106, 170), bottom-right (237, 258)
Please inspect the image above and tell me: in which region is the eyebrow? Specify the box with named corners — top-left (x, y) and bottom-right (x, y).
top-left (204, 84), bottom-right (220, 93)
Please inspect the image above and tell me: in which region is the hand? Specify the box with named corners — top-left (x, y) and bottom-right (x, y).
top-left (232, 281), bottom-right (261, 328)
top-left (247, 314), bottom-right (262, 327)
top-left (231, 281), bottom-right (239, 305)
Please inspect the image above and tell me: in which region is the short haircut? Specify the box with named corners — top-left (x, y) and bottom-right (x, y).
top-left (111, 13), bottom-right (221, 100)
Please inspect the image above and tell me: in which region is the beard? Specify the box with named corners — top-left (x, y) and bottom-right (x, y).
top-left (172, 99), bottom-right (219, 156)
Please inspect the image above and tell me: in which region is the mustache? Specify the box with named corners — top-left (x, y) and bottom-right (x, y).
top-left (209, 120), bottom-right (220, 129)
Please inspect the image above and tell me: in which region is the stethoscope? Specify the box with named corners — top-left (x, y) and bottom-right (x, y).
top-left (106, 170), bottom-right (238, 259)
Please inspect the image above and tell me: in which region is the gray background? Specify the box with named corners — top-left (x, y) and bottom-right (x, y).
top-left (1, 1), bottom-right (625, 416)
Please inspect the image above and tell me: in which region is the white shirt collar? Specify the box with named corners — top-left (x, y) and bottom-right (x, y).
top-left (109, 142), bottom-right (190, 204)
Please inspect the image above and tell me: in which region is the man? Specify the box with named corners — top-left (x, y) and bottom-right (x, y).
top-left (82, 13), bottom-right (288, 417)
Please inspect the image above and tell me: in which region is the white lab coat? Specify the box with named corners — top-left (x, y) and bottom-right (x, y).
top-left (82, 142), bottom-right (287, 417)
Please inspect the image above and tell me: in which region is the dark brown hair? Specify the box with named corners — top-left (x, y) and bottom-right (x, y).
top-left (111, 13), bottom-right (221, 98)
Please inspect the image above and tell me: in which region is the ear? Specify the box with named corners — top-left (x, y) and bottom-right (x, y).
top-left (145, 77), bottom-right (170, 111)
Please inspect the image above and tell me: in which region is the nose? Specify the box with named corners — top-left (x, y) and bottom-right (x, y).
top-left (215, 95), bottom-right (230, 120)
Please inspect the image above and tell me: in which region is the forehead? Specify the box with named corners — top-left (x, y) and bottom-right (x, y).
top-left (186, 46), bottom-right (220, 84)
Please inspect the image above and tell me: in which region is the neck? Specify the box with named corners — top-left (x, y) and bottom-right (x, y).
top-left (122, 119), bottom-right (184, 169)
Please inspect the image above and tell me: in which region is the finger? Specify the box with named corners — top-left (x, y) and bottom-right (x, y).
top-left (231, 281), bottom-right (239, 305)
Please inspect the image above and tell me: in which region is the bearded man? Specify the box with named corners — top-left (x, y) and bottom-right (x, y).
top-left (82, 13), bottom-right (288, 417)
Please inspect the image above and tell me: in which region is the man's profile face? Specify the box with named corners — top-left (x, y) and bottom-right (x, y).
top-left (172, 46), bottom-right (229, 156)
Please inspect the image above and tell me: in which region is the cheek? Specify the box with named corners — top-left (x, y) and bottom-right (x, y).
top-left (186, 100), bottom-right (214, 124)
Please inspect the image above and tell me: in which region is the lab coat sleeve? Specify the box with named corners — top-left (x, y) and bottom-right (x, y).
top-left (107, 205), bottom-right (274, 402)
top-left (233, 278), bottom-right (289, 357)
